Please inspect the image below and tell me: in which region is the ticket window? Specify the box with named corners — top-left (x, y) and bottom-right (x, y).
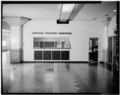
top-left (34, 37), bottom-right (70, 60)
top-left (33, 37), bottom-right (71, 49)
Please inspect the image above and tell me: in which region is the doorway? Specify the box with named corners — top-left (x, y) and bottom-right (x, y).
top-left (89, 38), bottom-right (98, 65)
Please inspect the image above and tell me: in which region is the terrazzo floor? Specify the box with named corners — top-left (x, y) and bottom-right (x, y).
top-left (2, 62), bottom-right (117, 94)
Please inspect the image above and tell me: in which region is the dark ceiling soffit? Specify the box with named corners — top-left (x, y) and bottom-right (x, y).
top-left (57, 20), bottom-right (69, 24)
top-left (1, 1), bottom-right (101, 4)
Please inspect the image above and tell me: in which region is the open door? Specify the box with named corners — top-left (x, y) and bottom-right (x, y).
top-left (89, 38), bottom-right (98, 65)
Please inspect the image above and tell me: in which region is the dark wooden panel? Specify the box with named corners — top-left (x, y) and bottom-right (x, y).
top-left (52, 51), bottom-right (60, 60)
top-left (61, 51), bottom-right (69, 60)
top-left (34, 51), bottom-right (42, 60)
top-left (43, 51), bottom-right (51, 60)
top-left (108, 37), bottom-right (112, 63)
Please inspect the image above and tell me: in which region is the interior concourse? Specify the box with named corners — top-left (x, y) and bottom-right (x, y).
top-left (1, 1), bottom-right (119, 94)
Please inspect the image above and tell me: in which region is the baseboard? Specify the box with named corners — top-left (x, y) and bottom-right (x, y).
top-left (22, 61), bottom-right (89, 63)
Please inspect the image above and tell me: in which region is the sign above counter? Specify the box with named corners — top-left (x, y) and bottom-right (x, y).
top-left (32, 32), bottom-right (72, 35)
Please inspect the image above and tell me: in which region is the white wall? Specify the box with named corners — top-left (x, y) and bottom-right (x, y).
top-left (23, 20), bottom-right (104, 61)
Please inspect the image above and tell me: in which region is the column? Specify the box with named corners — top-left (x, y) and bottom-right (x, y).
top-left (3, 17), bottom-right (30, 63)
top-left (101, 17), bottom-right (111, 66)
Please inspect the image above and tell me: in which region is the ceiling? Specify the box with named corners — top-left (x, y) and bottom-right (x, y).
top-left (3, 2), bottom-right (117, 21)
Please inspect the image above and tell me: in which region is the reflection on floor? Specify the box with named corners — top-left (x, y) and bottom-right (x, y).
top-left (2, 61), bottom-right (118, 94)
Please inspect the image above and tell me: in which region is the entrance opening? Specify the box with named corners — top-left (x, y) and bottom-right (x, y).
top-left (89, 38), bottom-right (98, 65)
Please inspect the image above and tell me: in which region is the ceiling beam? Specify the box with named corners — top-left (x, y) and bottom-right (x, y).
top-left (68, 4), bottom-right (84, 21)
top-left (57, 4), bottom-right (84, 24)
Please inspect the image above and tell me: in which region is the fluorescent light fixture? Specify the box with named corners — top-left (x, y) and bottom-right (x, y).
top-left (62, 4), bottom-right (75, 12)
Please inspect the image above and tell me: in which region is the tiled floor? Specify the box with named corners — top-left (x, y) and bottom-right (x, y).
top-left (2, 62), bottom-right (118, 94)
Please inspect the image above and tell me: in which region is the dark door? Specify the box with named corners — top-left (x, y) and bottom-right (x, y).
top-left (89, 38), bottom-right (98, 65)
